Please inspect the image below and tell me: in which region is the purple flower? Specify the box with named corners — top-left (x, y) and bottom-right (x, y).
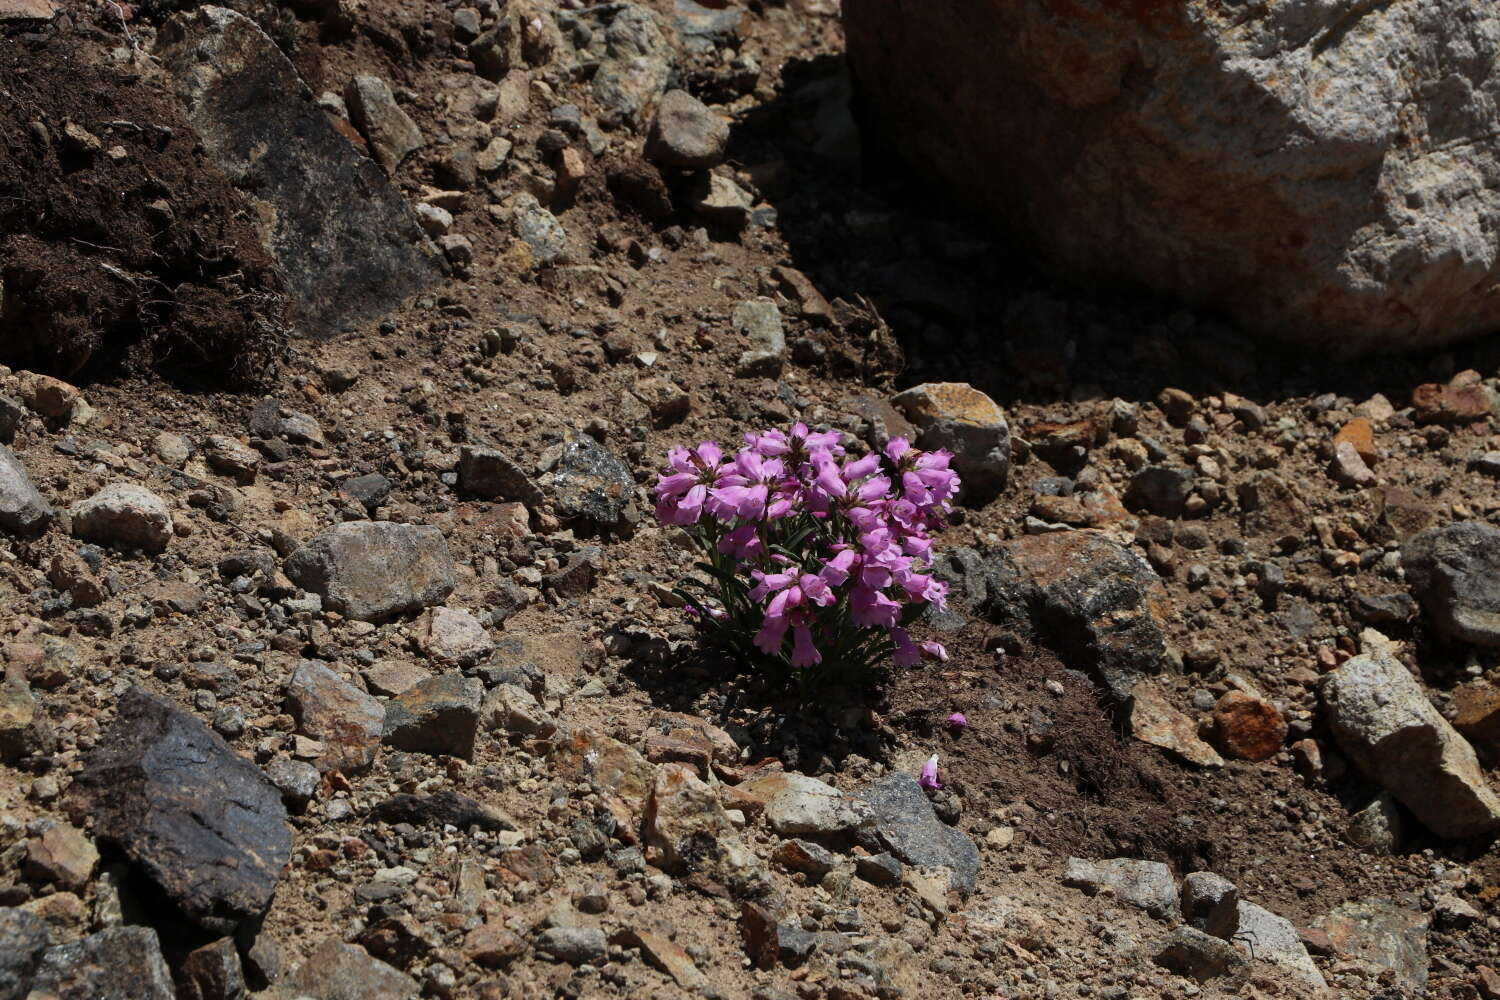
top-left (946, 712), bottom-right (967, 729)
top-left (922, 641), bottom-right (949, 662)
top-left (791, 625), bottom-right (822, 667)
top-left (892, 628), bottom-right (920, 667)
top-left (919, 754), bottom-right (942, 791)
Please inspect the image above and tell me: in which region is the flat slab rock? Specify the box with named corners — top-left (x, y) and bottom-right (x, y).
top-left (69, 686), bottom-right (291, 932)
top-left (1063, 857), bottom-right (1179, 920)
top-left (858, 774), bottom-right (979, 893)
top-left (284, 521), bottom-right (455, 622)
top-left (154, 6), bottom-right (441, 339)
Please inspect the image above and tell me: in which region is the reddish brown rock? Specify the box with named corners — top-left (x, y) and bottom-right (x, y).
top-left (1451, 680), bottom-right (1500, 743)
top-left (1213, 691), bottom-right (1286, 762)
top-left (1334, 417), bottom-right (1378, 466)
top-left (1412, 382), bottom-right (1493, 425)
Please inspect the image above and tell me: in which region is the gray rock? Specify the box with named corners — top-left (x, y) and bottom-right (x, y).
top-left (1322, 630), bottom-right (1500, 837)
top-left (536, 926), bottom-right (607, 966)
top-left (69, 686), bottom-right (292, 933)
top-left (265, 758), bottom-right (319, 808)
top-left (1317, 898), bottom-right (1430, 990)
top-left (285, 521), bottom-right (456, 622)
top-left (1232, 901), bottom-right (1325, 989)
top-left (745, 772), bottom-right (874, 839)
top-left (282, 938), bottom-right (419, 1000)
top-left (845, 0), bottom-right (1500, 354)
top-left (942, 532), bottom-right (1171, 700)
top-left (732, 299), bottom-right (786, 376)
top-left (854, 852), bottom-right (902, 887)
top-left (382, 672), bottom-right (483, 760)
top-left (285, 661), bottom-right (383, 773)
top-left (690, 172), bottom-right (754, 229)
top-left (1152, 926), bottom-right (1247, 984)
top-left (27, 926), bottom-right (174, 999)
top-left (481, 682), bottom-right (558, 738)
top-left (1063, 857), bottom-right (1179, 920)
top-left (672, 0), bottom-right (742, 53)
top-left (1401, 521), bottom-right (1500, 647)
top-left (859, 774), bottom-right (979, 894)
top-left (512, 194), bottom-right (567, 264)
top-left (1346, 792), bottom-right (1404, 855)
top-left (343, 472), bottom-right (394, 512)
top-left (645, 89), bottom-right (729, 169)
top-left (0, 445), bottom-right (52, 538)
top-left (0, 680), bottom-right (51, 762)
top-left (540, 432), bottom-right (636, 530)
top-left (1125, 465), bottom-right (1195, 517)
top-left (890, 382), bottom-right (1010, 505)
top-left (69, 483), bottom-right (174, 552)
top-left (0, 394), bottom-right (23, 442)
top-left (458, 446), bottom-right (544, 505)
top-left (1180, 871), bottom-right (1239, 938)
top-left (249, 398), bottom-right (324, 445)
top-left (155, 8), bottom-right (440, 340)
top-left (344, 75), bottom-right (423, 175)
top-left (575, 4), bottom-right (674, 124)
top-left (0, 906), bottom-right (49, 1000)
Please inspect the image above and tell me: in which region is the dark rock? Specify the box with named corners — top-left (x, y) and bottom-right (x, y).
top-left (645, 89), bottom-right (729, 169)
top-left (344, 75), bottom-right (423, 175)
top-left (382, 673), bottom-right (483, 759)
top-left (0, 906), bottom-right (49, 1000)
top-left (282, 938), bottom-right (419, 1000)
top-left (1153, 926), bottom-right (1248, 983)
top-left (1125, 465), bottom-right (1194, 517)
top-left (535, 926), bottom-right (607, 966)
top-left (854, 852), bottom-right (902, 887)
top-left (176, 937), bottom-right (247, 1000)
top-left (0, 395), bottom-right (23, 442)
top-left (1180, 871), bottom-right (1239, 938)
top-left (154, 7), bottom-right (441, 340)
top-left (343, 473), bottom-right (394, 512)
top-left (672, 0), bottom-right (741, 52)
top-left (541, 432), bottom-right (636, 530)
top-left (248, 398), bottom-right (323, 445)
top-left (27, 926), bottom-right (174, 999)
top-left (857, 774), bottom-right (979, 893)
top-left (1352, 592), bottom-right (1419, 626)
top-left (69, 686), bottom-right (291, 932)
top-left (942, 532), bottom-right (1171, 700)
top-left (0, 445), bottom-right (53, 538)
top-left (458, 446), bottom-right (544, 505)
top-left (284, 521), bottom-right (455, 622)
top-left (1402, 521), bottom-right (1500, 647)
top-left (544, 547), bottom-right (600, 597)
top-left (370, 791), bottom-right (516, 831)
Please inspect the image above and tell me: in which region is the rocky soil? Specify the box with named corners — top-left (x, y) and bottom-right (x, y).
top-left (1, 1), bottom-right (1499, 999)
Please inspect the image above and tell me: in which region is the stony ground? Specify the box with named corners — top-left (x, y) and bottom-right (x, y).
top-left (1, 1), bottom-right (1499, 999)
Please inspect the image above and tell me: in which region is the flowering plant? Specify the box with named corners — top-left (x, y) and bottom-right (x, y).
top-left (654, 423), bottom-right (955, 689)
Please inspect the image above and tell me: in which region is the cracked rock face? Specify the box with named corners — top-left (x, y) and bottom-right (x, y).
top-left (845, 0), bottom-right (1500, 354)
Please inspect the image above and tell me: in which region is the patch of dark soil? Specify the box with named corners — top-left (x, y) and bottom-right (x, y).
top-left (0, 30), bottom-right (289, 387)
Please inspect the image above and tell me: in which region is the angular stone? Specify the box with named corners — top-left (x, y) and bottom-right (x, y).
top-left (1334, 417), bottom-right (1378, 466)
top-left (1180, 872), bottom-right (1239, 939)
top-left (859, 774), bottom-right (979, 894)
top-left (416, 606), bottom-right (494, 667)
top-left (285, 521), bottom-right (455, 622)
top-left (69, 483), bottom-right (174, 552)
top-left (155, 8), bottom-right (439, 340)
top-left (27, 926), bottom-right (174, 999)
top-left (1153, 926), bottom-right (1247, 983)
top-left (645, 89), bottom-right (729, 169)
top-left (743, 771), bottom-right (873, 839)
top-left (282, 939), bottom-right (419, 1000)
top-left (458, 446), bottom-right (543, 505)
top-left (691, 172), bottom-right (753, 229)
top-left (644, 763), bottom-right (766, 893)
top-left (343, 472), bottom-right (394, 512)
top-left (1231, 902), bottom-right (1326, 989)
top-left (23, 824), bottom-right (98, 892)
top-left (0, 680), bottom-right (50, 762)
top-left (952, 531), bottom-right (1171, 700)
top-left (731, 299), bottom-right (786, 377)
top-left (362, 659), bottom-right (431, 697)
top-left (69, 686), bottom-right (291, 932)
top-left (535, 926), bottom-right (607, 966)
top-left (1125, 465), bottom-right (1194, 517)
top-left (265, 758), bottom-right (318, 808)
top-left (1237, 472), bottom-right (1309, 545)
top-left (176, 937), bottom-right (247, 1000)
top-left (204, 434), bottom-right (260, 485)
top-left (549, 729), bottom-right (656, 836)
top-left (890, 382), bottom-right (1010, 505)
top-left (1402, 521), bottom-right (1500, 648)
top-left (248, 398), bottom-right (324, 445)
top-left (1317, 899), bottom-right (1429, 990)
top-left (845, 0), bottom-right (1500, 355)
top-left (771, 838), bottom-right (838, 879)
top-left (285, 661), bottom-right (383, 773)
top-left (1212, 691), bottom-right (1286, 762)
top-left (614, 928), bottom-right (708, 990)
top-left (464, 922), bottom-right (528, 969)
top-left (512, 193), bottom-right (567, 264)
top-left (1129, 680), bottom-right (1224, 768)
top-left (0, 445), bottom-right (52, 538)
top-left (1346, 791), bottom-right (1405, 856)
top-left (1063, 857), bottom-right (1179, 920)
top-left (540, 432), bottom-right (636, 530)
top-left (1413, 382), bottom-right (1494, 425)
top-left (381, 672), bottom-right (483, 759)
top-left (1322, 630), bottom-right (1500, 837)
top-left (481, 683), bottom-right (557, 739)
top-left (370, 791), bottom-right (515, 832)
top-left (0, 906), bottom-right (49, 1000)
top-left (579, 3), bottom-right (673, 123)
top-left (344, 75), bottom-right (422, 175)
top-left (1330, 441), bottom-right (1377, 487)
top-left (1451, 679), bottom-right (1500, 743)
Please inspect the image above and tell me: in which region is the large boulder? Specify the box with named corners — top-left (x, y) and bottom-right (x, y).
top-left (844, 0), bottom-right (1500, 353)
top-left (155, 7), bottom-right (441, 339)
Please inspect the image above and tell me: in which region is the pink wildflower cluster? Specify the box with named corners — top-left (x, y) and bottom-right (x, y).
top-left (654, 423), bottom-right (956, 677)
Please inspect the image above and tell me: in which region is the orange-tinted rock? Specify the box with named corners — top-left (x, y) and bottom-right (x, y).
top-left (1412, 383), bottom-right (1493, 425)
top-left (1451, 680), bottom-right (1500, 743)
top-left (1213, 691), bottom-right (1286, 761)
top-left (1334, 417), bottom-right (1377, 465)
